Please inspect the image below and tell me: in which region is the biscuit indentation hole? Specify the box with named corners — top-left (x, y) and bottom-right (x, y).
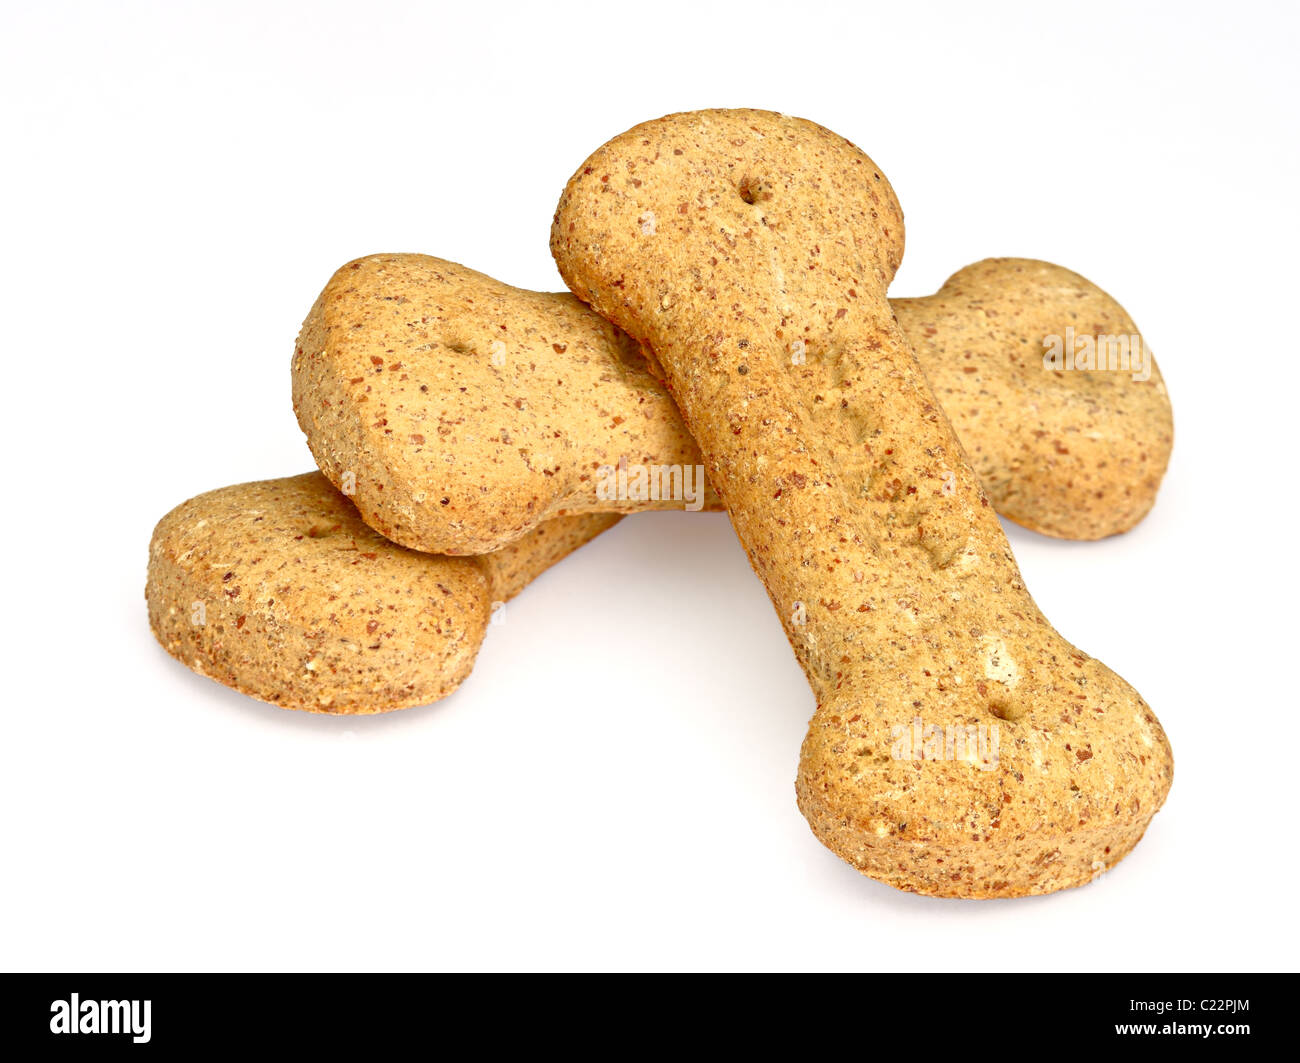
top-left (738, 176), bottom-right (771, 205)
top-left (987, 697), bottom-right (1025, 722)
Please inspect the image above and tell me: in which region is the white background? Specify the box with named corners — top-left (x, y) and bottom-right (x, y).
top-left (2, 0), bottom-right (1296, 972)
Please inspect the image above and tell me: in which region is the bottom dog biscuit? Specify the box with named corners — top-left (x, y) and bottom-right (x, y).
top-left (146, 472), bottom-right (619, 713)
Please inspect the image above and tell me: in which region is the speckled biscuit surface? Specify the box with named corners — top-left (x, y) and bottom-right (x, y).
top-left (551, 109), bottom-right (1172, 898)
top-left (294, 253), bottom-right (1169, 554)
top-left (292, 256), bottom-right (698, 556)
top-left (893, 258), bottom-right (1172, 539)
top-left (146, 472), bottom-right (618, 713)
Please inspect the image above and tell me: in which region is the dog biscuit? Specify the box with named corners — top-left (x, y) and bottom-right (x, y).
top-left (551, 109), bottom-right (1173, 897)
top-left (146, 472), bottom-right (618, 713)
top-left (892, 259), bottom-right (1171, 539)
top-left (293, 254), bottom-right (1169, 555)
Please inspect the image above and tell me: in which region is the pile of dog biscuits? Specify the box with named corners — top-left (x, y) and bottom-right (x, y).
top-left (148, 109), bottom-right (1174, 897)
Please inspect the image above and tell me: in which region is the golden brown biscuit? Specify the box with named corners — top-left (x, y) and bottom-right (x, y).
top-left (292, 255), bottom-right (701, 556)
top-left (551, 109), bottom-right (1172, 898)
top-left (146, 472), bottom-right (618, 713)
top-left (893, 259), bottom-right (1172, 539)
top-left (293, 255), bottom-right (1169, 555)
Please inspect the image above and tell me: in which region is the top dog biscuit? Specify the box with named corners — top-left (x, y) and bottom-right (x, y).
top-left (293, 253), bottom-right (1170, 555)
top-left (550, 109), bottom-right (1172, 897)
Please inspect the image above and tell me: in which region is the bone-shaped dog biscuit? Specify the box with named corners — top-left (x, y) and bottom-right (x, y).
top-left (293, 255), bottom-right (1169, 555)
top-left (551, 109), bottom-right (1172, 898)
top-left (146, 472), bottom-right (618, 713)
top-left (893, 259), bottom-right (1171, 539)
